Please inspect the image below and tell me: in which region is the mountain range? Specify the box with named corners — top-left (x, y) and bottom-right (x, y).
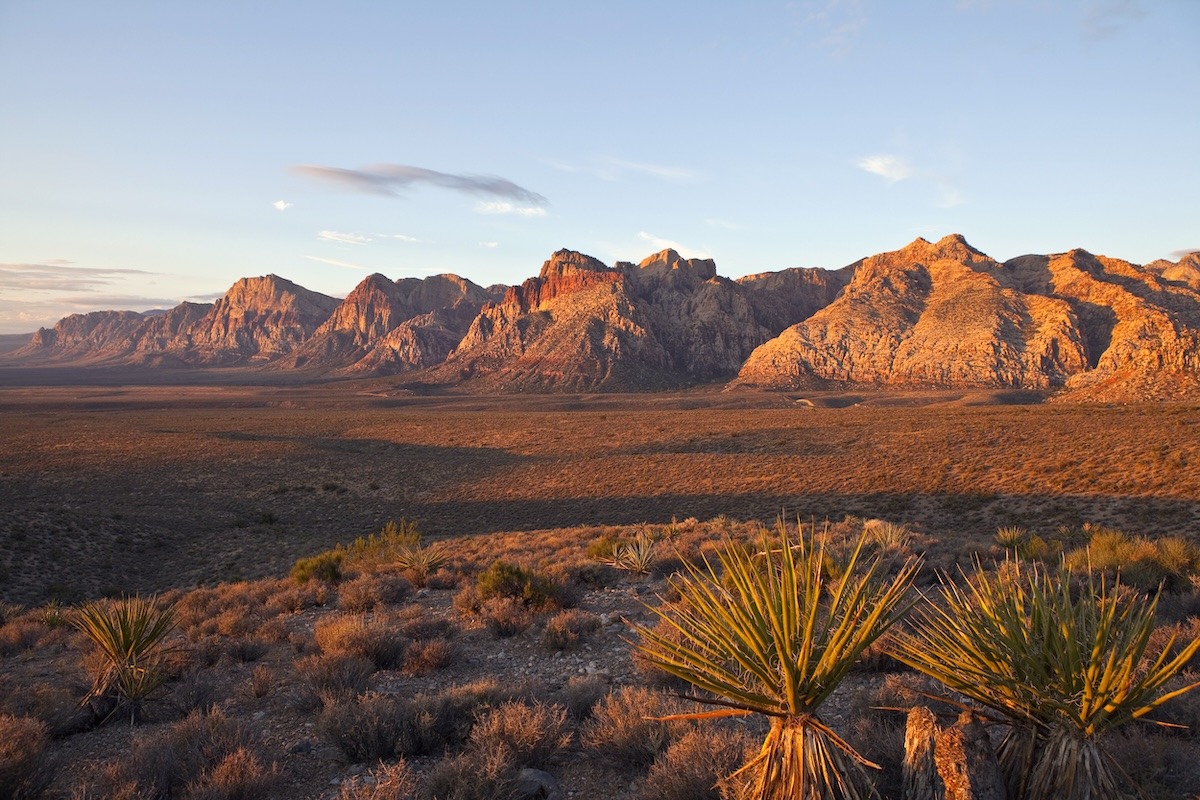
top-left (10, 234), bottom-right (1200, 401)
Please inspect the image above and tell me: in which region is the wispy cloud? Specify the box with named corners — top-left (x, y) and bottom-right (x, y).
top-left (637, 232), bottom-right (711, 258)
top-left (318, 230), bottom-right (372, 245)
top-left (374, 233), bottom-right (421, 243)
top-left (545, 157), bottom-right (699, 183)
top-left (479, 241), bottom-right (500, 249)
top-left (857, 154), bottom-right (915, 183)
top-left (304, 255), bottom-right (370, 271)
top-left (1169, 248), bottom-right (1199, 260)
top-left (273, 200), bottom-right (292, 211)
top-left (705, 218), bottom-right (744, 231)
top-left (292, 163), bottom-right (547, 205)
top-left (608, 159), bottom-right (699, 182)
top-left (857, 154), bottom-right (966, 207)
top-left (805, 0), bottom-right (867, 53)
top-left (1082, 0), bottom-right (1146, 41)
top-left (475, 201), bottom-right (547, 217)
top-left (0, 261), bottom-right (156, 293)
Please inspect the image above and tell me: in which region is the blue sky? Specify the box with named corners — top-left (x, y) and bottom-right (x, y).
top-left (1, 0), bottom-right (1196, 333)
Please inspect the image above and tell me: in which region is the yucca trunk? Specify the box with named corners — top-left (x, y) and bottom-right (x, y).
top-left (726, 715), bottom-right (877, 800)
top-left (1000, 726), bottom-right (1124, 800)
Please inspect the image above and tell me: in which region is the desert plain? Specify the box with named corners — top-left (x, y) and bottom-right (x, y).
top-left (2, 372), bottom-right (1197, 606)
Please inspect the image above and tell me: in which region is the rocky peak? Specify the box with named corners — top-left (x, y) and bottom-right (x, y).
top-left (631, 249), bottom-right (718, 281)
top-left (504, 250), bottom-right (622, 311)
top-left (186, 275), bottom-right (339, 361)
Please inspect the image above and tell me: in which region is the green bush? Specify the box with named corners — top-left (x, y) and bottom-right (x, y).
top-left (476, 561), bottom-right (565, 609)
top-left (291, 551), bottom-right (344, 585)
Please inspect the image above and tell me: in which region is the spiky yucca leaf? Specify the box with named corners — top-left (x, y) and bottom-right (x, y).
top-left (890, 559), bottom-right (1200, 800)
top-left (72, 595), bottom-right (178, 723)
top-left (604, 531), bottom-right (656, 574)
top-left (630, 527), bottom-right (920, 800)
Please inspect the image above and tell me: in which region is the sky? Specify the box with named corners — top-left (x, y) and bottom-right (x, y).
top-left (0, 1), bottom-right (1197, 334)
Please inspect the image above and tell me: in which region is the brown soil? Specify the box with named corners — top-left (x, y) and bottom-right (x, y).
top-left (2, 380), bottom-right (1198, 606)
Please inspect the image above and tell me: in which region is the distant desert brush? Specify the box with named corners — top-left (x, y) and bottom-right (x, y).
top-left (71, 595), bottom-right (179, 723)
top-left (630, 526), bottom-right (920, 799)
top-left (890, 558), bottom-right (1200, 800)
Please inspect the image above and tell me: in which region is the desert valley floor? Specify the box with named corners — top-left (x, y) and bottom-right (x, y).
top-left (1, 374), bottom-right (1198, 606)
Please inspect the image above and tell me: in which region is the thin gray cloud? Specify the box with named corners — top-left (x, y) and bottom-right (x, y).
top-left (0, 262), bottom-right (156, 293)
top-left (1169, 249), bottom-right (1199, 260)
top-left (1082, 0), bottom-right (1146, 41)
top-left (292, 163), bottom-right (548, 206)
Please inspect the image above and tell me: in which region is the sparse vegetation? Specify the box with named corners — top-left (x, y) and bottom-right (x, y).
top-left (630, 527), bottom-right (920, 799)
top-left (891, 558), bottom-right (1200, 800)
top-left (72, 595), bottom-right (179, 723)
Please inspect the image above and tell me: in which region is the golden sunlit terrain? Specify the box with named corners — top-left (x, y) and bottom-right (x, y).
top-left (2, 379), bottom-right (1200, 798)
top-left (2, 382), bottom-right (1197, 606)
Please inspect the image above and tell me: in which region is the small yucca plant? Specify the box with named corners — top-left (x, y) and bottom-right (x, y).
top-left (72, 595), bottom-right (179, 723)
top-left (890, 559), bottom-right (1200, 800)
top-left (604, 530), bottom-right (656, 574)
top-left (630, 526), bottom-right (920, 800)
top-left (393, 539), bottom-right (449, 582)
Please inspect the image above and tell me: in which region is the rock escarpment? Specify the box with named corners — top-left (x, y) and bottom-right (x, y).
top-left (281, 273), bottom-right (496, 372)
top-left (430, 248), bottom-right (839, 391)
top-left (10, 237), bottom-right (1200, 400)
top-left (732, 235), bottom-right (1200, 400)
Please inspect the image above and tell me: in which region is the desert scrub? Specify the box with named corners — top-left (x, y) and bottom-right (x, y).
top-left (469, 701), bottom-right (572, 769)
top-left (72, 595), bottom-right (180, 723)
top-left (639, 726), bottom-right (751, 800)
top-left (338, 571), bottom-right (413, 613)
top-left (334, 759), bottom-right (419, 800)
top-left (80, 709), bottom-right (273, 799)
top-left (542, 608), bottom-right (601, 650)
top-left (582, 687), bottom-right (691, 769)
top-left (476, 560), bottom-right (570, 609)
top-left (315, 614), bottom-right (407, 670)
top-left (0, 714), bottom-right (51, 799)
top-left (291, 551), bottom-right (344, 584)
top-left (296, 653), bottom-right (375, 707)
top-left (1065, 527), bottom-right (1200, 593)
top-left (320, 692), bottom-right (410, 762)
top-left (602, 529), bottom-right (658, 574)
top-left (630, 527), bottom-right (920, 799)
top-left (890, 558), bottom-right (1200, 800)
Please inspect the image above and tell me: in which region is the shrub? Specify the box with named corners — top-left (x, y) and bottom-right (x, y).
top-left (180, 746), bottom-right (277, 800)
top-left (469, 701), bottom-right (572, 769)
top-left (481, 597), bottom-right (535, 638)
top-left (334, 759), bottom-right (419, 800)
top-left (0, 618), bottom-right (47, 657)
top-left (630, 527), bottom-right (920, 799)
top-left (296, 654), bottom-right (374, 706)
top-left (90, 709), bottom-right (259, 799)
top-left (72, 595), bottom-right (180, 723)
top-left (392, 541), bottom-right (450, 587)
top-left (542, 608), bottom-right (601, 650)
top-left (315, 615), bottom-right (407, 670)
top-left (862, 519), bottom-right (912, 554)
top-left (0, 714), bottom-right (50, 799)
top-left (402, 639), bottom-right (458, 675)
top-left (341, 519), bottom-right (421, 566)
top-left (582, 687), bottom-right (688, 769)
top-left (244, 664), bottom-right (273, 699)
top-left (891, 558), bottom-right (1200, 800)
top-left (421, 747), bottom-right (519, 800)
top-left (320, 693), bottom-right (409, 763)
top-left (291, 551), bottom-right (344, 585)
top-left (639, 726), bottom-right (751, 800)
top-left (338, 572), bottom-right (413, 613)
top-left (560, 675), bottom-right (608, 720)
top-left (476, 561), bottom-right (566, 610)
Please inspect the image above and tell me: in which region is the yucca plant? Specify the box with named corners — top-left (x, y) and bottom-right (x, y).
top-left (604, 530), bottom-right (657, 575)
top-left (72, 595), bottom-right (180, 723)
top-left (890, 558), bottom-right (1200, 800)
top-left (389, 540), bottom-right (447, 587)
top-left (630, 527), bottom-right (920, 800)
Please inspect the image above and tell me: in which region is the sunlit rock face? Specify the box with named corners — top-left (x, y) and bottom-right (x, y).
top-left (732, 235), bottom-right (1200, 400)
